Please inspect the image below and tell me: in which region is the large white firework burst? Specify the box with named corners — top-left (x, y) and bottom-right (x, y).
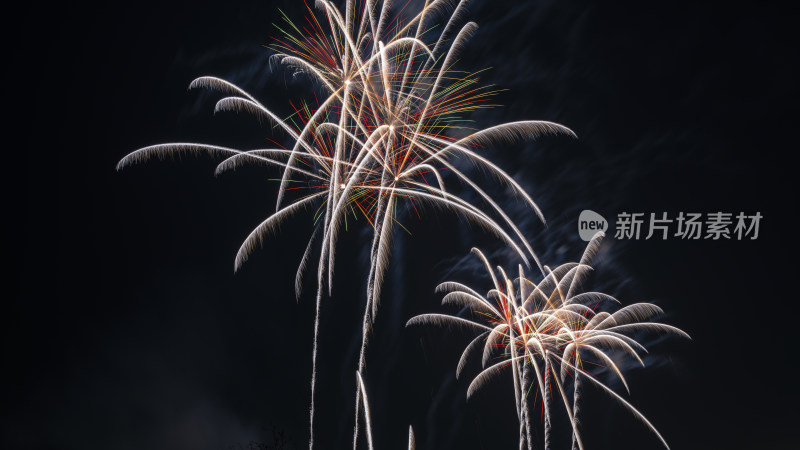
top-left (118, 0), bottom-right (575, 447)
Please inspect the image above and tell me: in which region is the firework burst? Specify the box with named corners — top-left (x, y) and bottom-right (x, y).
top-left (407, 232), bottom-right (690, 449)
top-left (118, 0), bottom-right (575, 447)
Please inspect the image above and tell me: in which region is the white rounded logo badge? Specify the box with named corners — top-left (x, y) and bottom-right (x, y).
top-left (578, 210), bottom-right (608, 241)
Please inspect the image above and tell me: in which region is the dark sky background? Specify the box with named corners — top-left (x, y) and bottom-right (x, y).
top-left (6, 0), bottom-right (799, 449)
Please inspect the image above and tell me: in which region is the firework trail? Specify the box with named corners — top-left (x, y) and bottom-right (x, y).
top-left (118, 0), bottom-right (575, 447)
top-left (407, 232), bottom-right (690, 449)
top-left (356, 370), bottom-right (375, 450)
top-left (355, 371), bottom-right (416, 450)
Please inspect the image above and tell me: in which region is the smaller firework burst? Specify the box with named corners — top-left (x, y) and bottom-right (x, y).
top-left (407, 232), bottom-right (690, 449)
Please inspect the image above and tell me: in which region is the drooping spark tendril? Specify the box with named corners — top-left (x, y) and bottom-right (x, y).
top-left (356, 370), bottom-right (416, 450)
top-left (117, 0), bottom-right (576, 447)
top-left (407, 232), bottom-right (690, 450)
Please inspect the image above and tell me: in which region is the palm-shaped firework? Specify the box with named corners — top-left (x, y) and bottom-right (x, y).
top-left (117, 0), bottom-right (575, 447)
top-left (407, 232), bottom-right (690, 449)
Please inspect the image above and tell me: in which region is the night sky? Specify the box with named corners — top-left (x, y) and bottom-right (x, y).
top-left (6, 0), bottom-right (799, 449)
